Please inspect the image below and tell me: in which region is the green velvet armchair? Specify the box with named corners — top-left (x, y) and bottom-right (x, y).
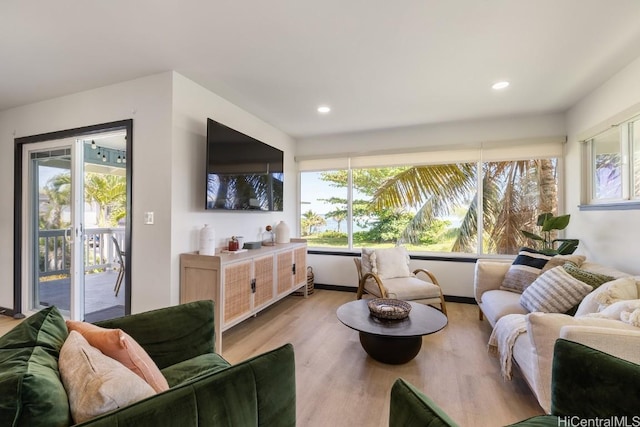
top-left (389, 339), bottom-right (640, 427)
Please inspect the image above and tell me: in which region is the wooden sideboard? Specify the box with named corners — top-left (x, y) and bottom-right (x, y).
top-left (180, 239), bottom-right (307, 353)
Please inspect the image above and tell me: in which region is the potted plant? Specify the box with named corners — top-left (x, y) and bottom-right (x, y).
top-left (520, 213), bottom-right (579, 255)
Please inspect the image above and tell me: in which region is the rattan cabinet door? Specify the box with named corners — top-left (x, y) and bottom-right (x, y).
top-left (253, 255), bottom-right (274, 308)
top-left (293, 246), bottom-right (307, 288)
top-left (276, 250), bottom-right (294, 295)
top-left (223, 260), bottom-right (252, 324)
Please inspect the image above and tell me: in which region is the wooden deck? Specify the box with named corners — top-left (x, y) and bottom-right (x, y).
top-left (38, 270), bottom-right (125, 321)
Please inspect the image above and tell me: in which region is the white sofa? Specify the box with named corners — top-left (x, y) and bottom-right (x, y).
top-left (474, 259), bottom-right (640, 413)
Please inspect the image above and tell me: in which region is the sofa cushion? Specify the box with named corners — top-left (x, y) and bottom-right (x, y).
top-left (60, 330), bottom-right (156, 423)
top-left (67, 320), bottom-right (169, 392)
top-left (562, 263), bottom-right (614, 289)
top-left (575, 277), bottom-right (638, 316)
top-left (501, 248), bottom-right (552, 294)
top-left (584, 299), bottom-right (640, 321)
top-left (520, 266), bottom-right (593, 313)
top-left (480, 290), bottom-right (528, 326)
top-left (161, 353), bottom-right (231, 387)
top-left (0, 306), bottom-right (71, 427)
top-left (365, 276), bottom-right (442, 300)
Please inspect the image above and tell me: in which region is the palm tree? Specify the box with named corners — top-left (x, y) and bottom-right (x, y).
top-left (301, 210), bottom-right (326, 236)
top-left (369, 159), bottom-right (558, 254)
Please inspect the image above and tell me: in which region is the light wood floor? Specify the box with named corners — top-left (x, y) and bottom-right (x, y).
top-left (0, 290), bottom-right (544, 426)
top-left (223, 290), bottom-right (543, 426)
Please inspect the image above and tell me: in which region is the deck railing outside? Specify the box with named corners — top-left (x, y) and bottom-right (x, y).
top-left (39, 228), bottom-right (125, 277)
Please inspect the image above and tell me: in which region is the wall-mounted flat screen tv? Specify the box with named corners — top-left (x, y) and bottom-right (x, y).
top-left (206, 118), bottom-right (284, 211)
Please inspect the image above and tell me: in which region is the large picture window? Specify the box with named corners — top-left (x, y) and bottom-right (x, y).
top-left (300, 148), bottom-right (561, 255)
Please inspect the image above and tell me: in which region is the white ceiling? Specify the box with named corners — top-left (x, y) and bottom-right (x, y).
top-left (3, 0), bottom-right (640, 138)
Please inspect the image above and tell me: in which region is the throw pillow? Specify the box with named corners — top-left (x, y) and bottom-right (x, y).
top-left (520, 266), bottom-right (593, 313)
top-left (66, 320), bottom-right (169, 393)
top-left (593, 277), bottom-right (639, 310)
top-left (0, 306), bottom-right (71, 427)
top-left (360, 248), bottom-right (376, 275)
top-left (540, 254), bottom-right (586, 273)
top-left (575, 276), bottom-right (639, 316)
top-left (562, 262), bottom-right (614, 289)
top-left (60, 331), bottom-right (156, 423)
top-left (501, 248), bottom-right (552, 294)
top-left (372, 246), bottom-right (411, 279)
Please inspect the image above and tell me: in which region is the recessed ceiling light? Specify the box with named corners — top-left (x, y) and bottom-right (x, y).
top-left (317, 105), bottom-right (331, 114)
top-left (492, 81), bottom-right (510, 90)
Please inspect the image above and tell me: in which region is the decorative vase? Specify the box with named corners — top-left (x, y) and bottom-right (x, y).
top-left (198, 224), bottom-right (216, 255)
top-left (275, 221), bottom-right (290, 244)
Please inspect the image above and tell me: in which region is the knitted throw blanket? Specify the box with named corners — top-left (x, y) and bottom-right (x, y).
top-left (488, 314), bottom-right (528, 380)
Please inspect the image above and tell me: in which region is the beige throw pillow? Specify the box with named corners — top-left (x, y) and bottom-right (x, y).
top-left (60, 331), bottom-right (156, 423)
top-left (520, 266), bottom-right (592, 313)
top-left (66, 320), bottom-right (169, 393)
top-left (575, 276), bottom-right (639, 316)
top-left (372, 246), bottom-right (411, 279)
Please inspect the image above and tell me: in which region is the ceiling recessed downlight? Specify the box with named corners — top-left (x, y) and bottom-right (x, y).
top-left (317, 105), bottom-right (331, 114)
top-left (492, 81), bottom-right (510, 90)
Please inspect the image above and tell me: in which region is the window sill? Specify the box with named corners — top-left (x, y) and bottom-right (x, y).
top-left (579, 202), bottom-right (640, 211)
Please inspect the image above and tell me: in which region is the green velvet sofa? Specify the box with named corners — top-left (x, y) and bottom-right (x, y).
top-left (389, 339), bottom-right (640, 427)
top-left (0, 300), bottom-right (296, 426)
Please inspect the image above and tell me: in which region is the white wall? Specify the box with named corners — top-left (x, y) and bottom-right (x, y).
top-left (0, 71), bottom-right (298, 314)
top-left (0, 73), bottom-right (174, 313)
top-left (297, 113), bottom-right (566, 158)
top-left (565, 55), bottom-right (640, 274)
top-left (298, 114), bottom-right (566, 297)
top-left (170, 73), bottom-right (297, 304)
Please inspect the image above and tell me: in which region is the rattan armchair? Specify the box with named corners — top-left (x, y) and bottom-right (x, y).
top-left (354, 258), bottom-right (447, 316)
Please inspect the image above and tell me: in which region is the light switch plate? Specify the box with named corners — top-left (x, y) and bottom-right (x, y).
top-left (144, 212), bottom-right (154, 225)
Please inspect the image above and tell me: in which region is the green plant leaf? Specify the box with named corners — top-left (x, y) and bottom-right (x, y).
top-left (554, 239), bottom-right (579, 255)
top-left (521, 230), bottom-right (544, 241)
top-left (541, 214), bottom-right (570, 232)
top-left (536, 212), bottom-right (553, 227)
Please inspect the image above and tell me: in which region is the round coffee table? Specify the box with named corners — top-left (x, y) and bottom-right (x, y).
top-left (336, 299), bottom-right (447, 364)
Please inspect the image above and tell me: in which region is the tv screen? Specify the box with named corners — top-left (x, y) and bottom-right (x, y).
top-left (206, 118), bottom-right (284, 211)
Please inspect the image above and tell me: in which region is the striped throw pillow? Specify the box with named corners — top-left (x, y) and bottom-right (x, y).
top-left (520, 266), bottom-right (593, 313)
top-left (500, 248), bottom-right (552, 293)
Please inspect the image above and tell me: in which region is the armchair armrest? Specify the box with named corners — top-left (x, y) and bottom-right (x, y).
top-left (550, 339), bottom-right (640, 417)
top-left (474, 259), bottom-right (511, 303)
top-left (95, 300), bottom-right (215, 369)
top-left (390, 378), bottom-right (459, 427)
top-left (356, 272), bottom-right (388, 299)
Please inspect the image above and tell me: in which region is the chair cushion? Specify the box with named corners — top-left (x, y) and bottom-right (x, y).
top-left (372, 246), bottom-right (411, 279)
top-left (365, 276), bottom-right (441, 300)
top-left (0, 306), bottom-right (71, 427)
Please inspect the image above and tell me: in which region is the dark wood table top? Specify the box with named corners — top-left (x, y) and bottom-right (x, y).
top-left (336, 299), bottom-right (447, 338)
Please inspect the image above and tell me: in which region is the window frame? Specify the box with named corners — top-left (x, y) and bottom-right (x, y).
top-left (581, 115), bottom-right (640, 210)
top-left (298, 143), bottom-right (565, 256)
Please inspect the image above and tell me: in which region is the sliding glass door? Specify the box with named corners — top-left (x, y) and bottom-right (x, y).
top-left (17, 123), bottom-right (130, 321)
